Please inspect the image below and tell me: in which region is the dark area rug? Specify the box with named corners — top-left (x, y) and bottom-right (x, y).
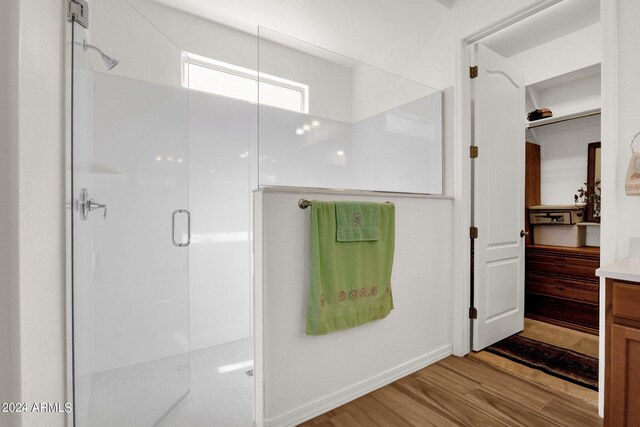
top-left (485, 334), bottom-right (598, 391)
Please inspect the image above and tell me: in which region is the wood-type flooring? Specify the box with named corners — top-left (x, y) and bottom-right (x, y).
top-left (300, 356), bottom-right (602, 426)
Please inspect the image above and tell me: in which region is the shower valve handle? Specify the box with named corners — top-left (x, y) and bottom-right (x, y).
top-left (87, 199), bottom-right (108, 219)
top-left (76, 188), bottom-right (107, 221)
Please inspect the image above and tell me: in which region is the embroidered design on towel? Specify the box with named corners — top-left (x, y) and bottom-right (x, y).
top-left (352, 211), bottom-right (362, 226)
top-left (336, 285), bottom-right (381, 302)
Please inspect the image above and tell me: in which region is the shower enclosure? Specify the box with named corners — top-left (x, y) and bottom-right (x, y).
top-left (67, 0), bottom-right (255, 425)
top-left (66, 1), bottom-right (442, 425)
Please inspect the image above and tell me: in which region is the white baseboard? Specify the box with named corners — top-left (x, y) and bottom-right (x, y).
top-left (264, 344), bottom-right (453, 427)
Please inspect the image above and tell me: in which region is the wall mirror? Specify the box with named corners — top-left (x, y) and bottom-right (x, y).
top-left (586, 141), bottom-right (601, 222)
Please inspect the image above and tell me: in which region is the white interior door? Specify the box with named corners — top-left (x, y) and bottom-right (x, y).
top-left (472, 43), bottom-right (525, 351)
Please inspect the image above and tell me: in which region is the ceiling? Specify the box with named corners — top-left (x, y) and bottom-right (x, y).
top-left (481, 0), bottom-right (600, 57)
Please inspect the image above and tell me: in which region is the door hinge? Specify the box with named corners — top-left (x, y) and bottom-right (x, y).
top-left (470, 66), bottom-right (478, 79)
top-left (469, 307), bottom-right (478, 319)
top-left (470, 145), bottom-right (479, 158)
top-left (68, 0), bottom-right (89, 28)
top-left (470, 226), bottom-right (478, 239)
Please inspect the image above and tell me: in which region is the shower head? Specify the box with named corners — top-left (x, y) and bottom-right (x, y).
top-left (82, 39), bottom-right (120, 71)
top-left (101, 55), bottom-right (120, 71)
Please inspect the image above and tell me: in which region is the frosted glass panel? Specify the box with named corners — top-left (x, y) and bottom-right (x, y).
top-left (258, 28), bottom-right (443, 194)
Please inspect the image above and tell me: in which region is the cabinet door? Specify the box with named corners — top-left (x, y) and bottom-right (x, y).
top-left (610, 324), bottom-right (640, 426)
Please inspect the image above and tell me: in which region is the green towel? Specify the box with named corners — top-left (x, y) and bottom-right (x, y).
top-left (306, 200), bottom-right (395, 335)
top-left (335, 202), bottom-right (381, 242)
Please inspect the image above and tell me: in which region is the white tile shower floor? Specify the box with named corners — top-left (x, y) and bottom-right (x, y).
top-left (157, 338), bottom-right (253, 427)
top-left (84, 338), bottom-right (253, 427)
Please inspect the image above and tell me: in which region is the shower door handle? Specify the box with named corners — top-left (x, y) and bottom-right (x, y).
top-left (172, 209), bottom-right (191, 247)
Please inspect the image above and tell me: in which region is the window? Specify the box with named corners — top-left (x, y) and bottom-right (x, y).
top-left (183, 53), bottom-right (309, 113)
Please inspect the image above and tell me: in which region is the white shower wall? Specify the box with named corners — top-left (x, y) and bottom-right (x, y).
top-left (86, 73), bottom-right (254, 373)
top-left (258, 92), bottom-right (443, 193)
top-left (91, 72), bottom-right (190, 373)
top-left (188, 91), bottom-right (254, 351)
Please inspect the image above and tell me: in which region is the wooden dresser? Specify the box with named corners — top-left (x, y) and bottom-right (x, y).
top-left (525, 244), bottom-right (600, 335)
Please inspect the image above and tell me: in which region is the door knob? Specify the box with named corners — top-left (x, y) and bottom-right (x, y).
top-left (520, 230), bottom-right (529, 238)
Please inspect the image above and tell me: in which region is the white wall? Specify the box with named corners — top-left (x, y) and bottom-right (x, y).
top-left (350, 63), bottom-right (439, 123)
top-left (257, 31), bottom-right (354, 124)
top-left (535, 116), bottom-right (601, 205)
top-left (611, 0), bottom-right (640, 260)
top-left (0, 1), bottom-right (67, 426)
top-left (93, 0), bottom-right (356, 123)
top-left (258, 190), bottom-right (453, 426)
top-left (155, 0), bottom-right (456, 89)
top-left (0, 0), bottom-right (21, 425)
top-left (13, 0), bottom-right (67, 426)
top-left (527, 69), bottom-right (601, 118)
top-left (153, 0), bottom-right (540, 91)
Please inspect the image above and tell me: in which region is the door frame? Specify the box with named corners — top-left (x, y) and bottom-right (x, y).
top-left (453, 0), bottom-right (616, 417)
top-left (452, 0), bottom-right (562, 358)
top-left (599, 0), bottom-right (618, 417)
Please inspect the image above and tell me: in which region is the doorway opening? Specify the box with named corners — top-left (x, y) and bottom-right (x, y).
top-left (464, 0), bottom-right (602, 408)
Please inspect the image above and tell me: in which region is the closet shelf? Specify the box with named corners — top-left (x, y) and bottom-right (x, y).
top-left (526, 108), bottom-right (601, 129)
top-left (577, 222), bottom-right (601, 227)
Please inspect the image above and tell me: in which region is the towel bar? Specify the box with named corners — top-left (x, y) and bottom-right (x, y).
top-left (298, 198), bottom-right (313, 209)
top-left (298, 198), bottom-right (390, 209)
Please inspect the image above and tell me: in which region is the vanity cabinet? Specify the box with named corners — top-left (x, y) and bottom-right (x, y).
top-left (605, 279), bottom-right (640, 426)
top-left (525, 244), bottom-right (600, 334)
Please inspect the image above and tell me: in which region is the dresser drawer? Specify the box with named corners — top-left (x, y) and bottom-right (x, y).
top-left (526, 292), bottom-right (599, 330)
top-left (612, 281), bottom-right (640, 323)
top-left (526, 253), bottom-right (599, 280)
top-left (526, 273), bottom-right (599, 304)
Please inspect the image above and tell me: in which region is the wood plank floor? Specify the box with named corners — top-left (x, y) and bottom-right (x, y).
top-left (300, 356), bottom-right (602, 426)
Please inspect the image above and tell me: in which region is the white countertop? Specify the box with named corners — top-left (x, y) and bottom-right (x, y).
top-left (597, 256), bottom-right (640, 283)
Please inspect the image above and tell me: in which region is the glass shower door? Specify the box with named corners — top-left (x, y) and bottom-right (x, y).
top-left (69, 3), bottom-right (190, 425)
